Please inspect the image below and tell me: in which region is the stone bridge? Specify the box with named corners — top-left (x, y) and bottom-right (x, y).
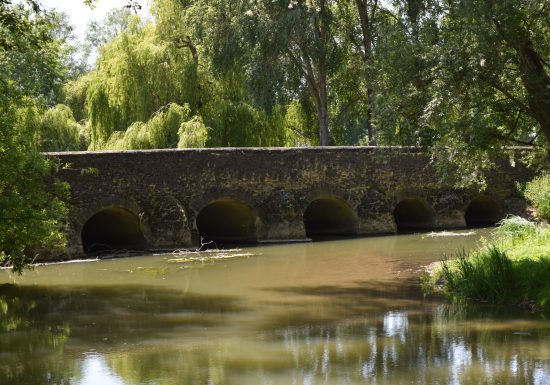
top-left (50, 147), bottom-right (532, 255)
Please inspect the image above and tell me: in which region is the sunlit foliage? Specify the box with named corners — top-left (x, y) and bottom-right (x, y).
top-left (0, 99), bottom-right (68, 273)
top-left (86, 20), bottom-right (201, 148)
top-left (34, 104), bottom-right (87, 152)
top-left (428, 216), bottom-right (550, 311)
top-left (0, 1), bottom-right (72, 272)
top-left (178, 116), bottom-right (209, 148)
top-left (524, 174), bottom-right (550, 222)
top-left (99, 103), bottom-right (190, 150)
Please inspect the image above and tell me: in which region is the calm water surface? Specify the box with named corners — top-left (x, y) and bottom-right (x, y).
top-left (1, 230), bottom-right (549, 385)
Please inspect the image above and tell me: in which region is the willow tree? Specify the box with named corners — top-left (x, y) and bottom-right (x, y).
top-left (86, 19), bottom-right (202, 148)
top-left (34, 104), bottom-right (86, 151)
top-left (151, 0), bottom-right (297, 147)
top-left (100, 103), bottom-right (192, 150)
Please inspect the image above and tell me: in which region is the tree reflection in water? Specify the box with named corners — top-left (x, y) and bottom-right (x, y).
top-left (1, 279), bottom-right (549, 384)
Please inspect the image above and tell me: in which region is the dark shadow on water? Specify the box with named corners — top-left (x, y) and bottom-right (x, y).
top-left (0, 283), bottom-right (247, 385)
top-left (259, 278), bottom-right (550, 333)
top-left (0, 283), bottom-right (245, 339)
top-left (305, 234), bottom-right (362, 242)
top-left (258, 278), bottom-right (426, 332)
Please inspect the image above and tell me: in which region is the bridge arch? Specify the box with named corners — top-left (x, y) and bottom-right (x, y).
top-left (195, 198), bottom-right (260, 243)
top-left (465, 196), bottom-right (503, 227)
top-left (393, 198), bottom-right (436, 231)
top-left (81, 206), bottom-right (147, 254)
top-left (303, 195), bottom-right (357, 238)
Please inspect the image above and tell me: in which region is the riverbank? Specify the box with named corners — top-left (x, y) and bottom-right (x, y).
top-left (423, 217), bottom-right (550, 312)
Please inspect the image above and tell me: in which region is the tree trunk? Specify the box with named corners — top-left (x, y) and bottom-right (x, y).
top-left (311, 74), bottom-right (330, 146)
top-left (366, 86), bottom-right (376, 145)
top-left (318, 84), bottom-right (330, 146)
top-left (355, 0), bottom-right (377, 145)
top-left (487, 0), bottom-right (550, 145)
top-left (515, 40), bottom-right (550, 144)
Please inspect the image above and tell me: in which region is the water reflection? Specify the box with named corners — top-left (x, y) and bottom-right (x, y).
top-left (0, 232), bottom-right (549, 384)
top-left (383, 311), bottom-right (409, 341)
top-left (78, 354), bottom-right (125, 385)
top-left (0, 283), bottom-right (245, 384)
top-left (264, 307), bottom-right (550, 385)
top-left (1, 285), bottom-right (549, 384)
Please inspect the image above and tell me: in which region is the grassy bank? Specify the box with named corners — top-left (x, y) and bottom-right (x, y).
top-left (424, 217), bottom-right (550, 312)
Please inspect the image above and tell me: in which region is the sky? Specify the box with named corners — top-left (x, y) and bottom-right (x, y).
top-left (40, 0), bottom-right (151, 63)
top-left (41, 0), bottom-right (151, 40)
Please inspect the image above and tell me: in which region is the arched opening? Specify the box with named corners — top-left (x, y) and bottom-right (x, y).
top-left (465, 196), bottom-right (502, 227)
top-left (196, 198), bottom-right (258, 243)
top-left (303, 196), bottom-right (357, 239)
top-left (394, 198), bottom-right (436, 231)
top-left (81, 207), bottom-right (146, 254)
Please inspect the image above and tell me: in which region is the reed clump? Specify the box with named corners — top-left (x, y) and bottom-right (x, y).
top-left (425, 216), bottom-right (550, 312)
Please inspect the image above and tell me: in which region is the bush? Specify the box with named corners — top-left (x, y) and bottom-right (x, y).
top-left (524, 173), bottom-right (550, 222)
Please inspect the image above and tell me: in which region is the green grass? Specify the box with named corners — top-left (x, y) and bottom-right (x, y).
top-left (523, 173), bottom-right (550, 222)
top-left (426, 217), bottom-right (550, 312)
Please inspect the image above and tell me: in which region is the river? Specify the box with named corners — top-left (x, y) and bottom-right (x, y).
top-left (1, 229), bottom-right (549, 385)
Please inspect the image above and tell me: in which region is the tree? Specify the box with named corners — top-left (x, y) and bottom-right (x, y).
top-left (86, 20), bottom-right (201, 148)
top-left (0, 101), bottom-right (68, 273)
top-left (458, 0), bottom-right (550, 145)
top-left (0, 1), bottom-right (91, 272)
top-left (349, 0), bottom-right (381, 145)
top-left (81, 7), bottom-right (134, 67)
top-left (243, 0), bottom-right (342, 145)
top-left (158, 0), bottom-right (341, 146)
top-left (420, 0), bottom-right (550, 185)
top-left (365, 0), bottom-right (438, 146)
top-left (34, 104), bottom-right (87, 151)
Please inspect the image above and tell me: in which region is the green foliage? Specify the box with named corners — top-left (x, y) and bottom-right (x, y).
top-left (148, 103), bottom-right (191, 148)
top-left (432, 217), bottom-right (550, 311)
top-left (8, 0), bottom-right (548, 177)
top-left (0, 4), bottom-right (77, 105)
top-left (420, 0), bottom-right (549, 184)
top-left (280, 102), bottom-right (318, 146)
top-left (523, 174), bottom-right (550, 221)
top-left (99, 103), bottom-right (191, 150)
top-left (35, 104), bottom-right (86, 152)
top-left (63, 73), bottom-right (93, 122)
top-left (80, 167), bottom-right (99, 176)
top-left (178, 116), bottom-right (209, 148)
top-left (0, 100), bottom-right (69, 273)
top-left (202, 99), bottom-right (281, 147)
top-left (0, 0), bottom-right (78, 272)
top-left (86, 21), bottom-right (201, 149)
